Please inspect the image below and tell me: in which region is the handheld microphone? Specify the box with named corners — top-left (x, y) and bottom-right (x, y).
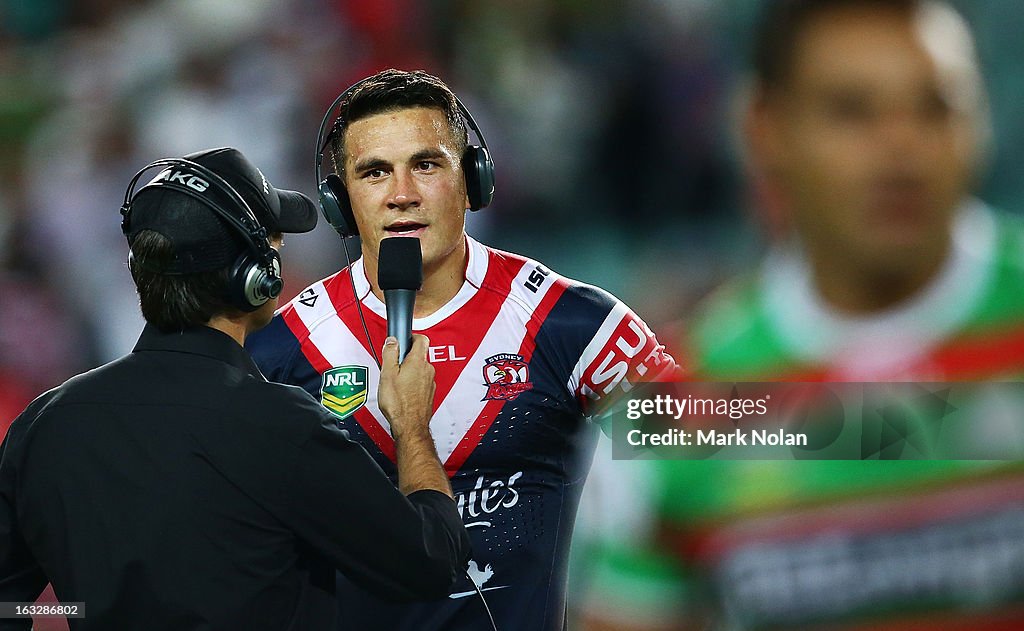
top-left (377, 237), bottom-right (423, 363)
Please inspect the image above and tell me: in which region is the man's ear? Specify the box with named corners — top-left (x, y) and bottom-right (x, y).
top-left (744, 85), bottom-right (786, 178)
top-left (740, 83), bottom-right (794, 237)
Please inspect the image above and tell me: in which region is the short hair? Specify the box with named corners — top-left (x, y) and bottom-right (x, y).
top-left (129, 230), bottom-right (240, 331)
top-left (752, 0), bottom-right (925, 91)
top-left (326, 69), bottom-right (467, 176)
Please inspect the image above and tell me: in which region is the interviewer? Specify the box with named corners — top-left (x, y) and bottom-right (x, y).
top-left (0, 147), bottom-right (470, 630)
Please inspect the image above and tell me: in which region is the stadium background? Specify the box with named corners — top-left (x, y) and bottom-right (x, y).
top-left (1, 0), bottom-right (1023, 627)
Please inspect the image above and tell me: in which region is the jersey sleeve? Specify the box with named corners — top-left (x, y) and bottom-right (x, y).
top-left (559, 285), bottom-right (679, 416)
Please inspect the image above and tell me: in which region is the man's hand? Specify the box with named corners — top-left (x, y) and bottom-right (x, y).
top-left (378, 335), bottom-right (435, 440)
top-left (377, 334), bottom-right (452, 497)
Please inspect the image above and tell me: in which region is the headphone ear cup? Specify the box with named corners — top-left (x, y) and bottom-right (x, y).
top-left (228, 251), bottom-right (282, 312)
top-left (319, 174), bottom-right (358, 237)
top-left (121, 203), bottom-right (132, 236)
top-left (463, 145), bottom-right (494, 211)
top-left (127, 248), bottom-right (136, 274)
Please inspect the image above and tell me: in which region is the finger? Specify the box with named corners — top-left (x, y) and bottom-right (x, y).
top-left (381, 336), bottom-right (400, 368)
top-left (409, 334), bottom-right (431, 361)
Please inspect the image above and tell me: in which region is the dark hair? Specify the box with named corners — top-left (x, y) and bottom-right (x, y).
top-left (129, 230), bottom-right (240, 331)
top-left (752, 0), bottom-right (923, 90)
top-left (326, 69), bottom-right (468, 176)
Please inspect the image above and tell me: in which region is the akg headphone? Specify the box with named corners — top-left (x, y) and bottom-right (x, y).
top-left (314, 77), bottom-right (496, 238)
top-left (120, 157), bottom-right (283, 312)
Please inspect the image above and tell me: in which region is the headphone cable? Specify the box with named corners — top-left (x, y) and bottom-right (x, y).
top-left (342, 237), bottom-right (381, 368)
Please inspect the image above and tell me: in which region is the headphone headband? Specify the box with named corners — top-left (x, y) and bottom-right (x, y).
top-left (121, 157), bottom-right (283, 311)
top-left (122, 158), bottom-right (276, 274)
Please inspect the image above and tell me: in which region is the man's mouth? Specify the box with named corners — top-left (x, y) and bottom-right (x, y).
top-left (384, 222), bottom-right (427, 236)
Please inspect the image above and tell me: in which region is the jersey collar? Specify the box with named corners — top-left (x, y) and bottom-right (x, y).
top-left (760, 199), bottom-right (998, 375)
top-left (351, 235), bottom-right (489, 329)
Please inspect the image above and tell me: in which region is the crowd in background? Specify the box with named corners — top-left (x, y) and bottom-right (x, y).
top-left (2, 0), bottom-right (1024, 420)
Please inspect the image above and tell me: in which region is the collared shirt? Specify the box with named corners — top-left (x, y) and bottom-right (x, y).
top-left (0, 324), bottom-right (470, 631)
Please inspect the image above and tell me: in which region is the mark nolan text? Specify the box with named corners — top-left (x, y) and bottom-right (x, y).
top-left (699, 428), bottom-right (807, 447)
top-left (626, 428), bottom-right (807, 447)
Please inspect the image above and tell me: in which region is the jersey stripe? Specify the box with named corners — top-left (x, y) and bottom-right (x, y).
top-left (324, 265), bottom-right (359, 311)
top-left (930, 324), bottom-right (1024, 378)
top-left (568, 301), bottom-right (629, 398)
top-left (748, 324), bottom-right (1024, 382)
top-left (429, 257), bottom-right (526, 415)
top-left (286, 275), bottom-right (397, 461)
top-left (443, 274), bottom-right (570, 475)
top-left (280, 281), bottom-right (332, 374)
top-left (308, 319), bottom-right (393, 461)
top-left (349, 403), bottom-right (397, 462)
top-left (325, 269), bottom-right (383, 364)
top-left (686, 470), bottom-right (1024, 563)
top-left (430, 258), bottom-right (558, 469)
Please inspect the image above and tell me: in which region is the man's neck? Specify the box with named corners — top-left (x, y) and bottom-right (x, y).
top-left (206, 316), bottom-right (249, 347)
top-left (808, 239), bottom-right (951, 316)
top-left (363, 236), bottom-right (469, 319)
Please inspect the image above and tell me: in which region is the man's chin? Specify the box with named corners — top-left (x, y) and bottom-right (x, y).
top-left (856, 238), bottom-right (947, 276)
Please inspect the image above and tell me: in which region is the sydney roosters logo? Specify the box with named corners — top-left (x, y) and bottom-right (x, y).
top-left (482, 353), bottom-right (533, 401)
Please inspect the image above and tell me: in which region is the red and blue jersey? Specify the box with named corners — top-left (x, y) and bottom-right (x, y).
top-left (247, 236), bottom-right (676, 630)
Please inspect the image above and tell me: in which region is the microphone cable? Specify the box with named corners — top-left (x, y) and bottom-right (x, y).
top-left (345, 240), bottom-right (497, 631)
top-left (343, 238), bottom-right (381, 368)
top-left (465, 568), bottom-right (499, 631)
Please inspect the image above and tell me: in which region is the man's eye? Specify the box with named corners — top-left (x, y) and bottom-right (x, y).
top-left (824, 94), bottom-right (873, 124)
top-left (920, 92), bottom-right (953, 121)
top-left (415, 161), bottom-right (438, 171)
top-left (363, 168), bottom-right (387, 179)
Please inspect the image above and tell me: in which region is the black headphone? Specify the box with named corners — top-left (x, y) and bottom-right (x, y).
top-left (314, 77), bottom-right (495, 238)
top-left (120, 158), bottom-right (283, 312)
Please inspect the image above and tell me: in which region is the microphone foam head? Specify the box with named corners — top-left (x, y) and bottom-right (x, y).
top-left (377, 237), bottom-right (423, 290)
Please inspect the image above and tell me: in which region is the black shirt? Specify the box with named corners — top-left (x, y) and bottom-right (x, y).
top-left (0, 324), bottom-right (470, 630)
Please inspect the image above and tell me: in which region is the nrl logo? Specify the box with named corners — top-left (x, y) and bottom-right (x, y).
top-left (321, 365), bottom-right (368, 420)
top-left (482, 353), bottom-right (533, 401)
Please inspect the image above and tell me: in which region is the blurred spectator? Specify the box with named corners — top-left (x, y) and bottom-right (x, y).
top-left (0, 82), bottom-right (92, 440)
top-left (579, 1), bottom-right (1024, 629)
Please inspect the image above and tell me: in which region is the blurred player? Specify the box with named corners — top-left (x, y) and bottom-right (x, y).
top-left (580, 1), bottom-right (1024, 629)
top-left (246, 69), bottom-right (676, 631)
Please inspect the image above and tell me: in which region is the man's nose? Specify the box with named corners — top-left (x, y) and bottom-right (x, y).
top-left (387, 170), bottom-right (421, 210)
